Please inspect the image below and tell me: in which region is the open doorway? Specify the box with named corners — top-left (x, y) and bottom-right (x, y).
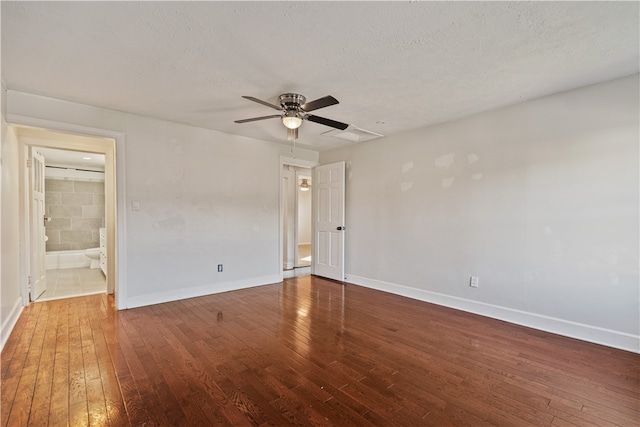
top-left (15, 125), bottom-right (117, 304)
top-left (281, 157), bottom-right (317, 278)
top-left (35, 146), bottom-right (107, 301)
top-left (296, 171), bottom-right (312, 268)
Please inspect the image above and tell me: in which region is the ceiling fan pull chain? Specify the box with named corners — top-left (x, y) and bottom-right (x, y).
top-left (291, 136), bottom-right (296, 159)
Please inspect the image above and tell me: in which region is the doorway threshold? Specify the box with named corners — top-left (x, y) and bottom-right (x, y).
top-left (283, 266), bottom-right (311, 278)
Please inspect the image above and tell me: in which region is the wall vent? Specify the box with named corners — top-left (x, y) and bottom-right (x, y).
top-left (322, 125), bottom-right (383, 143)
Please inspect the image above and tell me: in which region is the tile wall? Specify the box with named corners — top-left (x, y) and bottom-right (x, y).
top-left (45, 179), bottom-right (105, 252)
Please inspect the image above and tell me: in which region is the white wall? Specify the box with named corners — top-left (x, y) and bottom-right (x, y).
top-left (6, 90), bottom-right (319, 308)
top-left (1, 81), bottom-right (24, 349)
top-left (321, 74), bottom-right (639, 352)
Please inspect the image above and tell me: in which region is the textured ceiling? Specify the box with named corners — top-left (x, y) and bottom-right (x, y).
top-left (2, 1), bottom-right (638, 151)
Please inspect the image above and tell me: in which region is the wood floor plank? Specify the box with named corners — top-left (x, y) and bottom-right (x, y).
top-left (128, 307), bottom-right (214, 426)
top-left (2, 276), bottom-right (638, 426)
top-left (89, 308), bottom-right (129, 426)
top-left (27, 300), bottom-right (60, 426)
top-left (5, 300), bottom-right (56, 426)
top-left (116, 312), bottom-right (168, 425)
top-left (5, 373), bottom-right (36, 426)
top-left (1, 303), bottom-right (40, 380)
top-left (48, 300), bottom-right (70, 425)
top-left (0, 375), bottom-right (20, 427)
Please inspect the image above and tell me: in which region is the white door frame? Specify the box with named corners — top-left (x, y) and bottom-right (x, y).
top-left (279, 156), bottom-right (318, 280)
top-left (9, 114), bottom-right (127, 309)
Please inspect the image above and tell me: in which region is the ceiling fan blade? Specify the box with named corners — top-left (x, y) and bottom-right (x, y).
top-left (306, 115), bottom-right (349, 130)
top-left (242, 96), bottom-right (282, 110)
top-left (287, 128), bottom-right (298, 141)
top-left (234, 114), bottom-right (281, 124)
top-left (301, 95), bottom-right (339, 112)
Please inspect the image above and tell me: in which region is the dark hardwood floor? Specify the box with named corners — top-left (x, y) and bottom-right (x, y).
top-left (1, 275), bottom-right (638, 426)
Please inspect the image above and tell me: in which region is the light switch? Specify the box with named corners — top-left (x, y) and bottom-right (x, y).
top-left (131, 200), bottom-right (140, 211)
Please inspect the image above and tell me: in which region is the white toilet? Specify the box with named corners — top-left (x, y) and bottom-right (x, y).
top-left (84, 247), bottom-right (101, 269)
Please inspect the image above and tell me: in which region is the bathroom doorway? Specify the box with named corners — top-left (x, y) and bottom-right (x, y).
top-left (35, 146), bottom-right (107, 301)
top-left (15, 125), bottom-right (117, 303)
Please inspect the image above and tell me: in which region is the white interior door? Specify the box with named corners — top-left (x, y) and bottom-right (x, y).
top-left (312, 161), bottom-right (345, 281)
top-left (30, 149), bottom-right (47, 300)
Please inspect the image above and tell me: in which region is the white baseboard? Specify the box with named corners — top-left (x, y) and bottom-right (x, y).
top-left (125, 275), bottom-right (282, 309)
top-left (1, 297), bottom-right (24, 351)
top-left (347, 274), bottom-right (639, 354)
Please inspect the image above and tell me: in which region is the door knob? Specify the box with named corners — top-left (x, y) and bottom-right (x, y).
top-left (337, 226), bottom-right (345, 231)
top-left (44, 216), bottom-right (51, 225)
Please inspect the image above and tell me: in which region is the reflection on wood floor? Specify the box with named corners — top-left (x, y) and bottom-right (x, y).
top-left (1, 275), bottom-right (637, 426)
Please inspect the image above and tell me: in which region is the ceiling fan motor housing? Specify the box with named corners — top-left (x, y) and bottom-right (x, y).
top-left (279, 93), bottom-right (306, 113)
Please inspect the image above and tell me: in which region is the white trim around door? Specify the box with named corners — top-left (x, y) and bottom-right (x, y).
top-left (9, 114), bottom-right (127, 309)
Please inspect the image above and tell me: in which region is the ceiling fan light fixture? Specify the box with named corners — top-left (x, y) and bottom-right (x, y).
top-left (236, 93), bottom-right (348, 136)
top-left (282, 111), bottom-right (303, 129)
top-left (300, 178), bottom-right (310, 191)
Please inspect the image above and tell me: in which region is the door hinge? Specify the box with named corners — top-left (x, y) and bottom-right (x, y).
top-left (27, 275), bottom-right (32, 292)
top-left (26, 158), bottom-right (32, 168)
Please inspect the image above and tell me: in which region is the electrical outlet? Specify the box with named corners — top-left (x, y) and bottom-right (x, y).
top-left (217, 264), bottom-right (223, 272)
top-left (470, 276), bottom-right (479, 288)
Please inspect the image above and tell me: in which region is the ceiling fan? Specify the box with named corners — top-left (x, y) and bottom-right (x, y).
top-left (235, 93), bottom-right (349, 140)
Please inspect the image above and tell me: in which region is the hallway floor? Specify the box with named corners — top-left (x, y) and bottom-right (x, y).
top-left (298, 243), bottom-right (311, 267)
